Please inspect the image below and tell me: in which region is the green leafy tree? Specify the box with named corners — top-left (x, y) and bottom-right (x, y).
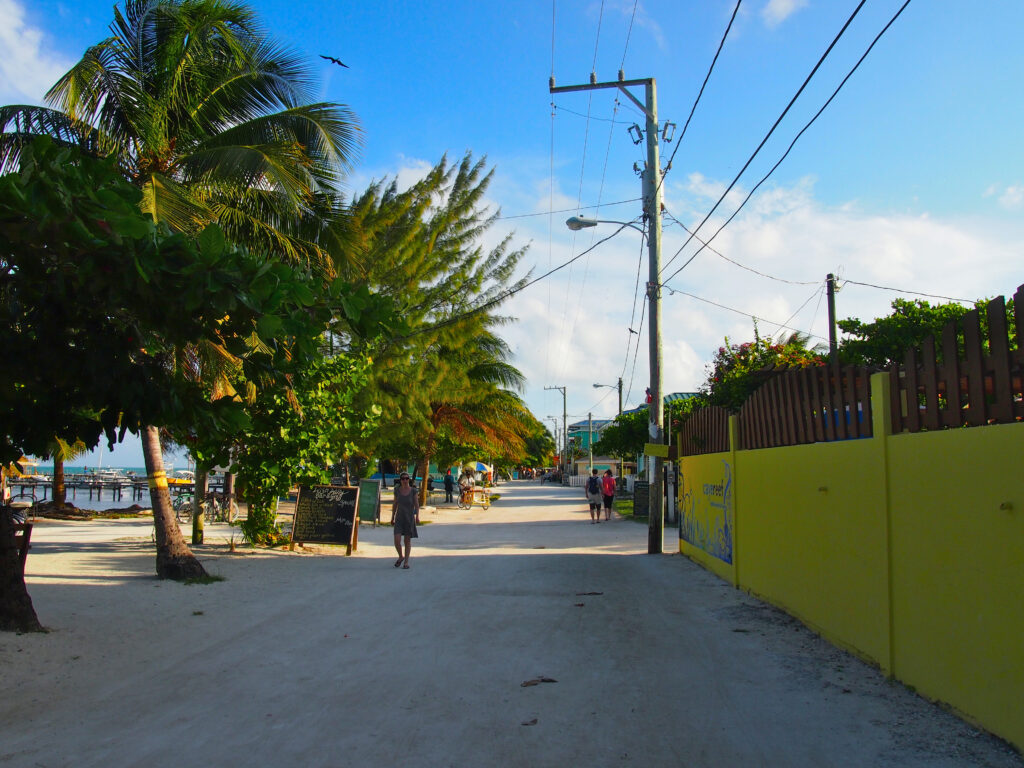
top-left (231, 353), bottom-right (382, 544)
top-left (836, 297), bottom-right (1008, 367)
top-left (592, 409), bottom-right (649, 466)
top-left (0, 139), bottom-right (356, 599)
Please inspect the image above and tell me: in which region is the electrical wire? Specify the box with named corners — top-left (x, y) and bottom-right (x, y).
top-left (620, 0), bottom-right (639, 70)
top-left (662, 285), bottom-right (829, 342)
top-left (660, 0), bottom-right (869, 277)
top-left (659, 0), bottom-right (742, 189)
top-left (772, 282), bottom-right (826, 339)
top-left (624, 298), bottom-right (647, 404)
top-left (662, 0), bottom-right (915, 288)
top-left (621, 220), bottom-right (648, 383)
top-left (498, 198), bottom-right (642, 222)
top-left (662, 208), bottom-right (819, 286)
top-left (553, 104), bottom-right (631, 124)
top-left (841, 279), bottom-right (973, 304)
top-left (400, 220), bottom-right (642, 341)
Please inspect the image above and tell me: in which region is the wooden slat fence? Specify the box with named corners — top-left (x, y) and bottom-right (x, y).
top-left (676, 405), bottom-right (730, 456)
top-left (737, 364), bottom-right (873, 450)
top-left (889, 284), bottom-right (1023, 433)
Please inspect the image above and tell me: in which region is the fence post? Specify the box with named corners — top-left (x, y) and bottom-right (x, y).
top-left (871, 371), bottom-right (895, 677)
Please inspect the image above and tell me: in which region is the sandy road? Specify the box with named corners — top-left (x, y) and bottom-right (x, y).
top-left (1, 481), bottom-right (1020, 767)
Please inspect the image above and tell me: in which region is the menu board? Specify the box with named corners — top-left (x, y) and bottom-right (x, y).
top-left (632, 480), bottom-right (650, 518)
top-left (291, 485), bottom-right (359, 549)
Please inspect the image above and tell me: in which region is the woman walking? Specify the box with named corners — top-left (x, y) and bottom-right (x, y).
top-left (392, 472), bottom-right (420, 568)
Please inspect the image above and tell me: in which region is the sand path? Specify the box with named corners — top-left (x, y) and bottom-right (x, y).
top-left (1, 481), bottom-right (1020, 767)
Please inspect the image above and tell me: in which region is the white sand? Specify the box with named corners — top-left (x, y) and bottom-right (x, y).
top-left (1, 481), bottom-right (1020, 767)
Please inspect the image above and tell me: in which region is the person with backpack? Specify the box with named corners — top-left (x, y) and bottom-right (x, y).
top-left (585, 468), bottom-right (603, 523)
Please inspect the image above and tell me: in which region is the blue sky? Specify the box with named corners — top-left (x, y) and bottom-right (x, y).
top-left (5, 0), bottom-right (1023, 464)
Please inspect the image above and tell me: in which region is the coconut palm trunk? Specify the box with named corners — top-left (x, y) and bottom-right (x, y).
top-left (0, 506), bottom-right (42, 632)
top-left (52, 456), bottom-right (66, 508)
top-left (143, 425), bottom-right (206, 580)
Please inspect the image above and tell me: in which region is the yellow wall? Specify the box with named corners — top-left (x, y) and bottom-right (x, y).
top-left (733, 438), bottom-right (891, 667)
top-left (679, 451), bottom-right (736, 585)
top-left (887, 423), bottom-right (1024, 748)
top-left (675, 373), bottom-right (1024, 749)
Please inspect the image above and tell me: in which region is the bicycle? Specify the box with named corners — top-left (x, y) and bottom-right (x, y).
top-left (173, 492), bottom-right (195, 523)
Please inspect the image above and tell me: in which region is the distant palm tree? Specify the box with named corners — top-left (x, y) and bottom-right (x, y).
top-left (47, 438), bottom-right (88, 509)
top-left (0, 0), bottom-right (360, 578)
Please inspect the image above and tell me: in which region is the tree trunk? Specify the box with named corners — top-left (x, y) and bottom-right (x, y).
top-left (417, 456), bottom-right (430, 507)
top-left (192, 464), bottom-right (208, 545)
top-left (0, 506), bottom-right (43, 632)
top-left (53, 455), bottom-right (66, 509)
top-left (143, 426), bottom-right (207, 580)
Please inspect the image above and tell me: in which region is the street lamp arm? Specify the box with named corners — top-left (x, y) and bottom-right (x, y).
top-left (566, 215), bottom-right (645, 234)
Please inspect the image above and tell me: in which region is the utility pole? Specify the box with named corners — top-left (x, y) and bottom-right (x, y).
top-left (827, 273), bottom-right (838, 366)
top-left (544, 385), bottom-right (567, 479)
top-left (588, 412), bottom-right (594, 473)
top-left (551, 72), bottom-right (665, 553)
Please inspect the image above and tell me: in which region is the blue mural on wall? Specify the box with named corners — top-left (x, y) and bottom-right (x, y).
top-left (680, 459), bottom-right (733, 564)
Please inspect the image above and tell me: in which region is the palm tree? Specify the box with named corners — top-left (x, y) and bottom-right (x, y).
top-left (0, 0), bottom-right (358, 272)
top-left (0, 0), bottom-right (360, 578)
top-left (47, 438), bottom-right (89, 510)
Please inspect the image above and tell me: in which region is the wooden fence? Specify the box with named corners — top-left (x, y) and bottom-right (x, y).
top-left (676, 405), bottom-right (730, 456)
top-left (889, 284), bottom-right (1023, 433)
top-left (736, 363), bottom-right (872, 450)
top-left (675, 283), bottom-right (1021, 454)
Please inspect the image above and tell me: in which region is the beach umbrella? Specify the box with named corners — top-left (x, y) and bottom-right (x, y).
top-left (473, 461), bottom-right (490, 472)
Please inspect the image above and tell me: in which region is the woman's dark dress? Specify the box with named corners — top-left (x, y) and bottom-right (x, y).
top-left (394, 488), bottom-right (419, 537)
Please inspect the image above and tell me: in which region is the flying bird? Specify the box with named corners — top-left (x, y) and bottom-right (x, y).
top-left (319, 55), bottom-right (349, 68)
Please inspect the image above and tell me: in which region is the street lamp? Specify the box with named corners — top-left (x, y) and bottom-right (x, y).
top-left (566, 215), bottom-right (645, 234)
top-left (592, 378), bottom-right (623, 416)
top-left (566, 211), bottom-right (665, 554)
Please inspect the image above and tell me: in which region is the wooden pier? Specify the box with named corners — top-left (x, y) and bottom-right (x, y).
top-left (7, 477), bottom-right (225, 505)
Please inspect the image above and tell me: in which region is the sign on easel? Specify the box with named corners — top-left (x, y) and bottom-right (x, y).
top-left (357, 479), bottom-right (382, 526)
top-left (290, 485), bottom-right (360, 554)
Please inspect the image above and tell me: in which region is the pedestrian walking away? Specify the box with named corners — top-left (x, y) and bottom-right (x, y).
top-left (585, 468), bottom-right (603, 523)
top-left (392, 472), bottom-right (420, 568)
top-left (443, 469), bottom-right (455, 503)
top-left (601, 469), bottom-right (615, 521)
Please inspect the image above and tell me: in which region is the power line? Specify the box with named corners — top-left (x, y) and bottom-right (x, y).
top-left (553, 104), bottom-right (631, 124)
top-left (660, 0), bottom-right (869, 277)
top-left (621, 220), bottom-right (648, 384)
top-left (662, 0), bottom-right (915, 288)
top-left (841, 279), bottom-right (973, 304)
top-left (659, 0), bottom-right (743, 189)
top-left (662, 209), bottom-right (819, 286)
top-left (401, 220), bottom-right (642, 341)
top-left (620, 0), bottom-right (639, 70)
top-left (497, 197), bottom-right (641, 221)
top-left (662, 285), bottom-right (828, 342)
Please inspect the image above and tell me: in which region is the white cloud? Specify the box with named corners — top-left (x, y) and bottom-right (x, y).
top-left (0, 0), bottom-right (73, 105)
top-left (502, 172), bottom-right (1024, 421)
top-left (997, 185), bottom-right (1024, 209)
top-left (761, 0), bottom-right (809, 28)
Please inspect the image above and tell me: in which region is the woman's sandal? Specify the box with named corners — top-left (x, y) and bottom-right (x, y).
top-left (402, 562), bottom-right (410, 569)
top-left (394, 558), bottom-right (403, 568)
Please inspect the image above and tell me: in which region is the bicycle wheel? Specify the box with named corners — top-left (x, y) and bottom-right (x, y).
top-left (174, 497), bottom-right (192, 523)
top-left (482, 494), bottom-right (490, 510)
top-left (457, 492), bottom-right (468, 509)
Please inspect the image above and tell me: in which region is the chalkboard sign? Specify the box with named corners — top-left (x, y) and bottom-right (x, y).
top-left (633, 480), bottom-right (650, 518)
top-left (357, 479), bottom-right (381, 524)
top-left (291, 485), bottom-right (360, 551)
